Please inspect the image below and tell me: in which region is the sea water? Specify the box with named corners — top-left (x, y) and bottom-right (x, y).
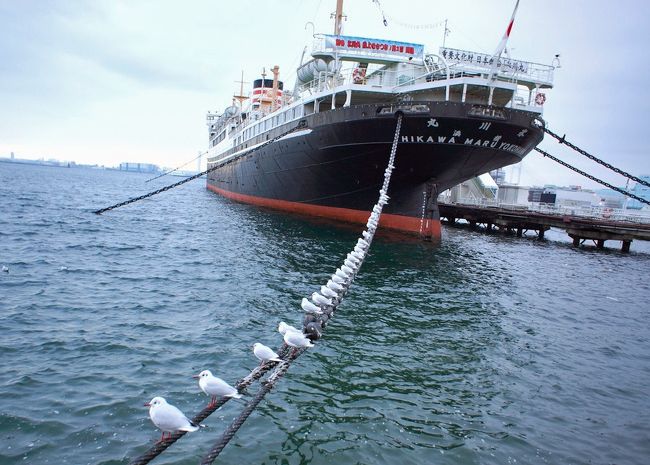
top-left (1, 162), bottom-right (649, 465)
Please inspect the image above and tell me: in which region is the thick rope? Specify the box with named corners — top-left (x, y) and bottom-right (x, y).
top-left (199, 351), bottom-right (302, 465)
top-left (198, 113), bottom-right (404, 465)
top-left (125, 114), bottom-right (403, 465)
top-left (535, 147), bottom-right (650, 206)
top-left (127, 347), bottom-right (291, 465)
top-left (543, 126), bottom-right (650, 189)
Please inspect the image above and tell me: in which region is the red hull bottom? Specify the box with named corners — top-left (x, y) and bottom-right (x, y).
top-left (207, 184), bottom-right (441, 240)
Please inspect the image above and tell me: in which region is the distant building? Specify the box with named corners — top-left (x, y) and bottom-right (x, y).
top-left (528, 187), bottom-right (556, 204)
top-left (552, 187), bottom-right (600, 208)
top-left (489, 167), bottom-right (506, 186)
top-left (627, 176), bottom-right (650, 209)
top-left (119, 162), bottom-right (160, 173)
top-left (10, 152), bottom-right (14, 159)
top-left (497, 184), bottom-right (530, 204)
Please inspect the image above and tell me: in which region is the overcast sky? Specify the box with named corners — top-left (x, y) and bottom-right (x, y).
top-left (1, 0), bottom-right (649, 189)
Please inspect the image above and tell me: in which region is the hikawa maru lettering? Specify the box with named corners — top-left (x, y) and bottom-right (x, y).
top-left (400, 134), bottom-right (526, 155)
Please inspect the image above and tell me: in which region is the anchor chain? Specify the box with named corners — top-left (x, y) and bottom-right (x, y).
top-left (543, 126), bottom-right (650, 189)
top-left (144, 152), bottom-right (205, 183)
top-left (534, 147), bottom-right (650, 206)
top-left (94, 121), bottom-right (307, 215)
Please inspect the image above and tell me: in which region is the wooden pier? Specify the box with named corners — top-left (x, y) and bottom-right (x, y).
top-left (438, 202), bottom-right (650, 252)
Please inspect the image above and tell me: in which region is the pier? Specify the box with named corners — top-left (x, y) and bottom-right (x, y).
top-left (439, 201), bottom-right (650, 252)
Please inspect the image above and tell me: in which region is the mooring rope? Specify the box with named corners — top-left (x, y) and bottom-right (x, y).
top-left (93, 121), bottom-right (306, 215)
top-left (198, 113), bottom-right (403, 465)
top-left (543, 126), bottom-right (650, 189)
top-left (535, 147), bottom-right (650, 206)
top-left (125, 113), bottom-right (403, 465)
top-left (128, 346), bottom-right (292, 465)
top-left (144, 152), bottom-right (205, 183)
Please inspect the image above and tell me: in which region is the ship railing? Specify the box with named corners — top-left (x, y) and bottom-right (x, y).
top-left (446, 197), bottom-right (650, 224)
top-left (437, 47), bottom-right (555, 88)
top-left (296, 65), bottom-right (547, 112)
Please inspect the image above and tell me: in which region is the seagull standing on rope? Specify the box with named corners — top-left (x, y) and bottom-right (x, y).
top-left (194, 370), bottom-right (241, 407)
top-left (253, 342), bottom-right (282, 363)
top-left (278, 321), bottom-right (302, 336)
top-left (145, 396), bottom-right (199, 443)
top-left (283, 330), bottom-right (314, 349)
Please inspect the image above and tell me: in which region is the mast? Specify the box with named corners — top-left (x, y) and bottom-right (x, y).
top-left (271, 65), bottom-right (280, 111)
top-left (334, 0), bottom-right (343, 35)
top-left (233, 70), bottom-right (248, 107)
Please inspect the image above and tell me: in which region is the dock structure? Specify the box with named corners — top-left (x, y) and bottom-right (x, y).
top-left (439, 202), bottom-right (650, 252)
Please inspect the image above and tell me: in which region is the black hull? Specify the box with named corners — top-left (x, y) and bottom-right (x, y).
top-left (207, 101), bottom-right (543, 236)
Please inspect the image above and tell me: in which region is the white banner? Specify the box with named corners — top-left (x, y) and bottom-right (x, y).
top-left (440, 47), bottom-right (529, 73)
top-left (323, 35), bottom-right (424, 62)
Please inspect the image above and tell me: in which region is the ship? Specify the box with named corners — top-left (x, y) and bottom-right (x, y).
top-left (205, 1), bottom-right (554, 240)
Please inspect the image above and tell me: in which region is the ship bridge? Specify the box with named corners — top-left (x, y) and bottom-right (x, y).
top-left (294, 34), bottom-right (555, 114)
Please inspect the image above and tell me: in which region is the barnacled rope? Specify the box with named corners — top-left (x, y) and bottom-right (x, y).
top-left (125, 114), bottom-right (403, 465)
top-left (127, 346), bottom-right (292, 465)
top-left (199, 113), bottom-right (404, 465)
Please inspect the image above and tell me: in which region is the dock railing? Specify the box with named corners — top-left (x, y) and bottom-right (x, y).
top-left (442, 197), bottom-right (650, 225)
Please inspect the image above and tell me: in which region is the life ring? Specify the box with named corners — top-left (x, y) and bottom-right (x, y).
top-left (535, 93), bottom-right (546, 105)
top-left (352, 68), bottom-right (366, 84)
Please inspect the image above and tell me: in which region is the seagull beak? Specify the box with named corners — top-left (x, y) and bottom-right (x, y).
top-left (192, 375), bottom-right (199, 379)
top-left (144, 402), bottom-right (151, 407)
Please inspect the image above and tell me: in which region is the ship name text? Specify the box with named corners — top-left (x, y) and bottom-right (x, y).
top-left (400, 135), bottom-right (526, 155)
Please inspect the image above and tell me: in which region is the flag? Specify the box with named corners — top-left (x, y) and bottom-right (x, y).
top-left (488, 0), bottom-right (520, 80)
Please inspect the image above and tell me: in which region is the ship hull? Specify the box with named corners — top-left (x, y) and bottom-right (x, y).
top-left (206, 101), bottom-right (544, 239)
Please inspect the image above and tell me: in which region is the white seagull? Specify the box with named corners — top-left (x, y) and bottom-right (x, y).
top-left (193, 370), bottom-right (241, 407)
top-left (253, 342), bottom-right (282, 363)
top-left (326, 279), bottom-right (344, 292)
top-left (283, 330), bottom-right (314, 349)
top-left (278, 321), bottom-right (301, 335)
top-left (1, 265), bottom-right (8, 273)
top-left (301, 297), bottom-right (323, 314)
top-left (145, 396), bottom-right (199, 442)
top-left (320, 285), bottom-right (338, 299)
top-left (311, 292), bottom-right (331, 307)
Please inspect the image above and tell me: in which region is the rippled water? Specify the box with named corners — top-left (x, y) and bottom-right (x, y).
top-left (1, 162), bottom-right (649, 465)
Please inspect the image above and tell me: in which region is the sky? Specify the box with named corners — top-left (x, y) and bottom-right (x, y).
top-left (1, 0), bottom-right (649, 189)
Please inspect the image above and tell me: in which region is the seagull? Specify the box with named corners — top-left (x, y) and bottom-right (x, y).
top-left (331, 273), bottom-right (345, 284)
top-left (362, 230), bottom-right (372, 241)
top-left (301, 297), bottom-right (322, 314)
top-left (145, 396), bottom-right (199, 443)
top-left (335, 268), bottom-right (350, 279)
top-left (311, 292), bottom-right (331, 306)
top-left (320, 285), bottom-right (337, 298)
top-left (193, 370), bottom-right (241, 407)
top-left (1, 265), bottom-right (8, 273)
top-left (326, 279), bottom-right (344, 292)
top-left (253, 342), bottom-right (282, 363)
top-left (278, 321), bottom-right (302, 335)
top-left (346, 253), bottom-right (360, 264)
top-left (341, 264), bottom-right (355, 275)
top-left (284, 330), bottom-right (314, 349)
top-left (350, 250), bottom-right (364, 261)
top-left (358, 238), bottom-right (369, 248)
